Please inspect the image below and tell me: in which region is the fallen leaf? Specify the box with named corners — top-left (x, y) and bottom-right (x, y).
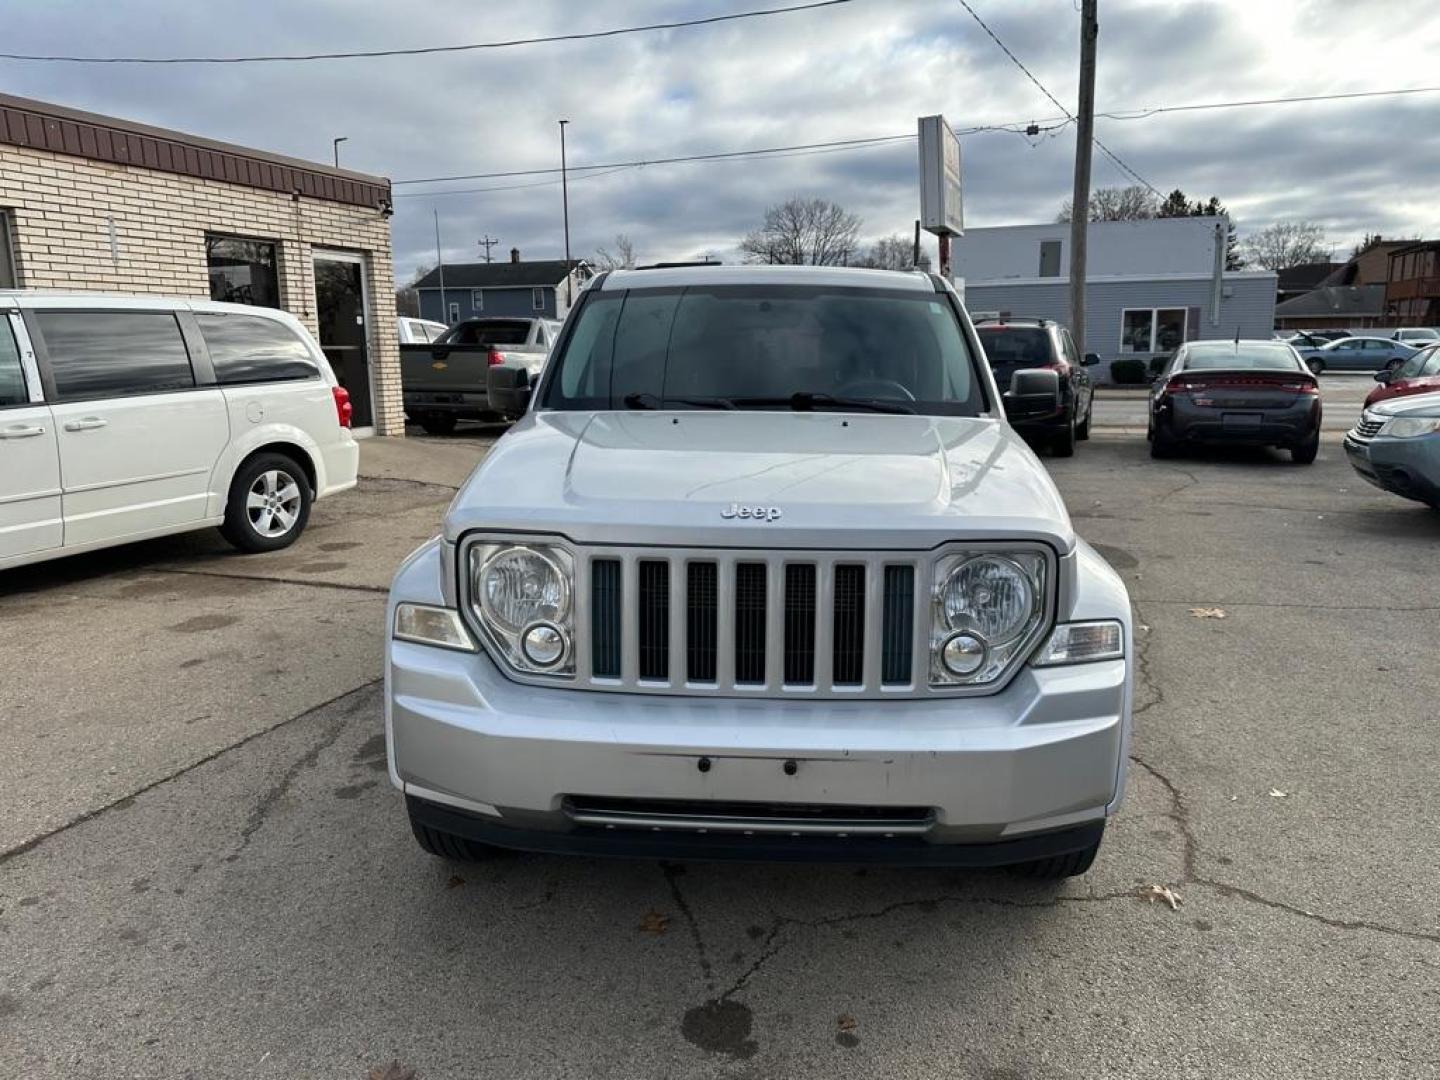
top-left (638, 911), bottom-right (670, 935)
top-left (1189, 607), bottom-right (1227, 619)
top-left (837, 1014), bottom-right (857, 1032)
top-left (367, 1063), bottom-right (418, 1080)
top-left (1268, 788), bottom-right (1289, 798)
top-left (1139, 883), bottom-right (1182, 910)
top-left (445, 875), bottom-right (465, 889)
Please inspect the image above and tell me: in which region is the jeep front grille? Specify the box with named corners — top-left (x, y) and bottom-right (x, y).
top-left (574, 548), bottom-right (963, 697)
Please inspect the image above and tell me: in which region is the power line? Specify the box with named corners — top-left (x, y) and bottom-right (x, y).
top-left (0, 0), bottom-right (856, 64)
top-left (951, 0), bottom-right (1161, 196)
top-left (389, 82), bottom-right (1440, 195)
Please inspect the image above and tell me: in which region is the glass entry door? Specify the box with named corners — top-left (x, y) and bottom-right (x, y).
top-left (313, 251), bottom-right (373, 429)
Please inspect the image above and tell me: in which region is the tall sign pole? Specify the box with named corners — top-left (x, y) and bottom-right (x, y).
top-left (559, 119), bottom-right (572, 308)
top-left (917, 115), bottom-right (964, 289)
top-left (433, 209), bottom-right (448, 323)
top-left (1069, 0), bottom-right (1098, 357)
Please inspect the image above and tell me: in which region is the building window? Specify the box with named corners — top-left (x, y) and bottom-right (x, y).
top-left (532, 287), bottom-right (546, 311)
top-left (448, 301), bottom-right (460, 323)
top-left (0, 210), bottom-right (16, 289)
top-left (206, 234), bottom-right (279, 308)
top-left (1120, 308), bottom-right (1188, 353)
top-left (471, 289), bottom-right (484, 312)
top-left (1038, 239), bottom-right (1061, 278)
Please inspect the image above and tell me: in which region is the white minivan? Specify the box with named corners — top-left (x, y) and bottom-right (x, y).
top-left (0, 292), bottom-right (359, 572)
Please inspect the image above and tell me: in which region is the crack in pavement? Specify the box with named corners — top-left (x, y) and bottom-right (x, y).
top-left (0, 679), bottom-right (382, 866)
top-left (1133, 598), bottom-right (1440, 613)
top-left (224, 712), bottom-right (349, 864)
top-left (150, 567), bottom-right (390, 595)
top-left (663, 863), bottom-right (716, 993)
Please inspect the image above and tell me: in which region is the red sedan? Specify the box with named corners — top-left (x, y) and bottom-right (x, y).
top-left (1366, 344), bottom-right (1440, 407)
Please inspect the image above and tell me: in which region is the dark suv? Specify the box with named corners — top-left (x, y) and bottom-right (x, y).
top-left (975, 317), bottom-right (1096, 456)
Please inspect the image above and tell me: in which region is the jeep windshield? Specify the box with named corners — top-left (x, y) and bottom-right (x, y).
top-left (540, 284), bottom-right (988, 416)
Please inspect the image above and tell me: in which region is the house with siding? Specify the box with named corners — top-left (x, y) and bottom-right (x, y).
top-left (415, 249), bottom-right (589, 323)
top-left (954, 218), bottom-right (1277, 375)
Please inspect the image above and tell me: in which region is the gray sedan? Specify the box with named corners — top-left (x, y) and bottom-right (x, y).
top-left (1344, 389), bottom-right (1440, 508)
top-left (1297, 336), bottom-right (1417, 373)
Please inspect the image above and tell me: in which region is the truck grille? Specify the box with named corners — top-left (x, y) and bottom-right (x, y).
top-left (579, 549), bottom-right (939, 696)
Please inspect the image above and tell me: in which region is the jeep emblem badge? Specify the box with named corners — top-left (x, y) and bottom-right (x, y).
top-left (721, 503), bottom-right (782, 522)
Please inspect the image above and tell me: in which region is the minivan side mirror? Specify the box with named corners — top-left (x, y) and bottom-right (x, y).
top-left (488, 364), bottom-right (532, 417)
top-left (1083, 352), bottom-right (1101, 366)
top-left (1004, 368), bottom-right (1062, 417)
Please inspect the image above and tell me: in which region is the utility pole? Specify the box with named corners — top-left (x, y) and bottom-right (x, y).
top-left (477, 235), bottom-right (499, 263)
top-left (558, 120), bottom-right (572, 308)
top-left (433, 209), bottom-right (448, 323)
top-left (1068, 0), bottom-right (1098, 358)
top-left (332, 136), bottom-right (347, 168)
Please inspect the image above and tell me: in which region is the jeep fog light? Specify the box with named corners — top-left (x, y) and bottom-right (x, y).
top-left (394, 603), bottom-right (477, 652)
top-left (941, 632), bottom-right (987, 676)
top-left (1032, 620), bottom-right (1123, 666)
top-left (520, 622), bottom-right (567, 667)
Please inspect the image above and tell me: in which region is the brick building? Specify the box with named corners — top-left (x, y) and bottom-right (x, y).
top-left (0, 92), bottom-right (402, 435)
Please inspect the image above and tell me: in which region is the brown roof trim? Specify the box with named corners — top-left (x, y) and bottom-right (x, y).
top-left (0, 92), bottom-right (390, 210)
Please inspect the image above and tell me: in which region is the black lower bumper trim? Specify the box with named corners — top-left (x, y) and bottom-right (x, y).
top-left (406, 796), bottom-right (1105, 867)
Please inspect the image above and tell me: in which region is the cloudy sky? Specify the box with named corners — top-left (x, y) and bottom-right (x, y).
top-left (6, 0), bottom-right (1440, 281)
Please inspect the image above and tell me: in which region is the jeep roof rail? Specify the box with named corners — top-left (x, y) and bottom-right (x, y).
top-left (633, 261), bottom-right (723, 270)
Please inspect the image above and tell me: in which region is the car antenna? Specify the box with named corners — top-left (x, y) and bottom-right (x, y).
top-left (1234, 327), bottom-right (1240, 346)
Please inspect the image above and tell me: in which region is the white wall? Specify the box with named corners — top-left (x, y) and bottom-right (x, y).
top-left (954, 217), bottom-right (1224, 281)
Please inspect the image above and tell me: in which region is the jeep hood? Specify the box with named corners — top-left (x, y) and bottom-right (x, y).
top-left (445, 411), bottom-right (1074, 552)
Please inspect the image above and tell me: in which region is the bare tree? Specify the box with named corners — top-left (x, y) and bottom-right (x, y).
top-left (854, 233), bottom-right (931, 271)
top-left (395, 265), bottom-right (432, 318)
top-left (739, 197), bottom-right (862, 265)
top-left (593, 233), bottom-right (637, 270)
top-left (1240, 221), bottom-right (1332, 270)
top-left (1057, 184), bottom-right (1158, 223)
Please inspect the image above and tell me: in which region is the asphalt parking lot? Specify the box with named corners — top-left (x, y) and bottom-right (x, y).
top-left (3, 419), bottom-right (1438, 1079)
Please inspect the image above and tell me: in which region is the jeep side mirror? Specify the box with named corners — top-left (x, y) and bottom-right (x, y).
top-left (1083, 352), bottom-right (1101, 366)
top-left (1004, 368), bottom-right (1062, 417)
top-left (1374, 369), bottom-right (1392, 383)
top-left (488, 364), bottom-right (532, 417)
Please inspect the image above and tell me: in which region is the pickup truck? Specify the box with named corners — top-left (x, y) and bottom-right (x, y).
top-left (385, 264), bottom-right (1133, 879)
top-left (400, 316), bottom-right (561, 434)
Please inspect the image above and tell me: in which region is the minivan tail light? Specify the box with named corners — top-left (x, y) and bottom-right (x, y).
top-left (487, 347), bottom-right (505, 367)
top-left (332, 385), bottom-right (353, 428)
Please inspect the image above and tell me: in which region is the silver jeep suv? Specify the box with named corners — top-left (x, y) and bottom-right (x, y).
top-left (384, 265), bottom-right (1132, 878)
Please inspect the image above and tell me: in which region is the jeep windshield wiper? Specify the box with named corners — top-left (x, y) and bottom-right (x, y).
top-left (622, 392), bottom-right (736, 410)
top-left (730, 392), bottom-right (916, 415)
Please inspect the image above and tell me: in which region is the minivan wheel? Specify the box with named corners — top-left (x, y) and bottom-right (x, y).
top-left (220, 453), bottom-right (312, 553)
top-left (1007, 832), bottom-right (1102, 880)
top-left (409, 813), bottom-right (499, 862)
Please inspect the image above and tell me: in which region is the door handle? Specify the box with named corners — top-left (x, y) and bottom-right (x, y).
top-left (63, 417), bottom-right (108, 432)
top-left (0, 425), bottom-right (46, 439)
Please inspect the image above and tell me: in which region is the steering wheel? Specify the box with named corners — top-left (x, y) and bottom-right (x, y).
top-left (834, 378), bottom-right (916, 401)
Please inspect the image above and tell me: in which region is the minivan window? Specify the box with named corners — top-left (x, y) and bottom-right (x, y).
top-left (0, 318), bottom-right (27, 406)
top-left (544, 285), bottom-right (984, 415)
top-left (38, 311), bottom-right (195, 400)
top-left (197, 313), bottom-right (319, 385)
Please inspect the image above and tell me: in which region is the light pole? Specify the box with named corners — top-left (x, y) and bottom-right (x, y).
top-left (558, 120), bottom-right (572, 308)
top-left (332, 136), bottom-right (348, 168)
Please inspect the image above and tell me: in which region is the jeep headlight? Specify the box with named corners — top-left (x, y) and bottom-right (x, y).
top-left (468, 542), bottom-right (575, 675)
top-left (931, 552), bottom-right (1047, 686)
top-left (1380, 416), bottom-right (1440, 439)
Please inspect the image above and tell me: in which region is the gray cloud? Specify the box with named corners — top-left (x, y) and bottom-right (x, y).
top-left (4, 0), bottom-right (1438, 278)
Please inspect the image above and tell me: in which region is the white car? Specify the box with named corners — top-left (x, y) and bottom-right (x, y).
top-left (397, 316), bottom-right (450, 344)
top-left (1, 292), bottom-right (359, 571)
top-left (1391, 327), bottom-right (1440, 346)
top-left (386, 265), bottom-right (1133, 879)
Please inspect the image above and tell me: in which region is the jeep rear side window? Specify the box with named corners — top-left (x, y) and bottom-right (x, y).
top-left (197, 313), bottom-right (320, 385)
top-left (545, 285), bottom-right (984, 416)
